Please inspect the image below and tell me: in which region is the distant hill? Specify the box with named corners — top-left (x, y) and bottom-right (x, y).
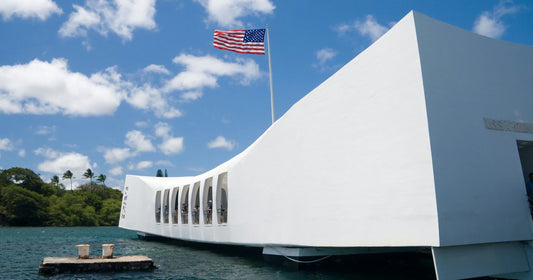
top-left (0, 167), bottom-right (122, 226)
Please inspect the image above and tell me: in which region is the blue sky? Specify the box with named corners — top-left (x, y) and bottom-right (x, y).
top-left (0, 0), bottom-right (532, 190)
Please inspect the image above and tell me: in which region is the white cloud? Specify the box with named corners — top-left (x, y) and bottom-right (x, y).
top-left (0, 58), bottom-right (125, 116)
top-left (128, 160), bottom-right (153, 170)
top-left (102, 147), bottom-right (135, 164)
top-left (0, 0), bottom-right (62, 21)
top-left (180, 91), bottom-right (203, 102)
top-left (163, 54), bottom-right (261, 101)
top-left (100, 128), bottom-right (158, 164)
top-left (144, 64), bottom-right (170, 75)
top-left (135, 121), bottom-right (149, 128)
top-left (473, 0), bottom-right (520, 39)
top-left (136, 160), bottom-right (153, 170)
top-left (36, 150), bottom-right (92, 176)
top-left (353, 15), bottom-right (389, 42)
top-left (207, 136), bottom-right (236, 151)
top-left (34, 147), bottom-right (59, 158)
top-left (166, 71), bottom-right (217, 92)
top-left (154, 122), bottom-right (185, 155)
top-left (59, 0), bottom-right (157, 41)
top-left (58, 4), bottom-right (100, 38)
top-left (315, 48), bottom-right (337, 65)
top-left (0, 54), bottom-right (256, 119)
top-left (109, 166), bottom-right (124, 176)
top-left (35, 125), bottom-right (56, 135)
top-left (195, 0), bottom-right (275, 27)
top-left (159, 107), bottom-right (183, 119)
top-left (0, 138), bottom-right (13, 151)
top-left (18, 149), bottom-right (26, 157)
top-left (160, 137), bottom-right (184, 155)
top-left (335, 15), bottom-right (389, 42)
top-left (155, 122), bottom-right (171, 138)
top-left (125, 130), bottom-right (155, 152)
top-left (126, 84), bottom-right (183, 118)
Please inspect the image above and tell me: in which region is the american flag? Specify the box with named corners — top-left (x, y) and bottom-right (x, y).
top-left (213, 29), bottom-right (265, 55)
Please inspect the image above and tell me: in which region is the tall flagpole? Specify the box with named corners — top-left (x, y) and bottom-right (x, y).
top-left (266, 25), bottom-right (275, 124)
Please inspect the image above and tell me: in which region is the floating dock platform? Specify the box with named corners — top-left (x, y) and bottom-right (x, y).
top-left (38, 255), bottom-right (156, 275)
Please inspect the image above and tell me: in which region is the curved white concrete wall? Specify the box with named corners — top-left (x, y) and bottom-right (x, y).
top-left (120, 11), bottom-right (533, 249)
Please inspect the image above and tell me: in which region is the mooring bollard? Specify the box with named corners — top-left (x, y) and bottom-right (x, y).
top-left (102, 244), bottom-right (115, 258)
top-left (76, 244), bottom-right (90, 259)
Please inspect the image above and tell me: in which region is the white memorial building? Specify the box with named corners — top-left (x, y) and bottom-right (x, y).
top-left (120, 11), bottom-right (533, 280)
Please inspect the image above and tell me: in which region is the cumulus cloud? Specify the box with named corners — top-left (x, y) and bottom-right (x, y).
top-left (0, 138), bottom-right (14, 151)
top-left (154, 122), bottom-right (171, 138)
top-left (0, 58), bottom-right (184, 119)
top-left (194, 0), bottom-right (275, 27)
top-left (59, 0), bottom-right (156, 41)
top-left (126, 84), bottom-right (182, 118)
top-left (159, 137), bottom-right (184, 155)
top-left (0, 58), bottom-right (124, 116)
top-left (143, 64), bottom-right (170, 75)
top-left (0, 0), bottom-right (62, 21)
top-left (34, 147), bottom-right (59, 158)
top-left (100, 129), bottom-right (158, 164)
top-left (129, 160), bottom-right (153, 170)
top-left (35, 125), bottom-right (56, 135)
top-left (353, 15), bottom-right (389, 42)
top-left (473, 0), bottom-right (520, 39)
top-left (101, 147), bottom-right (135, 164)
top-left (155, 122), bottom-right (184, 155)
top-left (163, 54), bottom-right (261, 101)
top-left (315, 48), bottom-right (337, 65)
top-left (207, 136), bottom-right (236, 151)
top-left (135, 121), bottom-right (149, 128)
top-left (35, 148), bottom-right (93, 176)
top-left (125, 130), bottom-right (155, 152)
top-left (180, 91), bottom-right (203, 102)
top-left (109, 166), bottom-right (124, 176)
top-left (18, 149), bottom-right (26, 157)
top-left (0, 54), bottom-right (259, 119)
top-left (335, 15), bottom-right (389, 42)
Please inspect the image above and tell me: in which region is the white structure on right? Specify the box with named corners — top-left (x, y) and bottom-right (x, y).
top-left (352, 11), bottom-right (533, 279)
top-left (356, 11), bottom-right (533, 279)
top-left (394, 11), bottom-right (533, 280)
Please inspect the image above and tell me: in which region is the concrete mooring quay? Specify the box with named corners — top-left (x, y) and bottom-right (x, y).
top-left (38, 244), bottom-right (156, 275)
top-left (39, 255), bottom-right (156, 275)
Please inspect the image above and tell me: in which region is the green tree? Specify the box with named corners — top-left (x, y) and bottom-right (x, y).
top-left (0, 185), bottom-right (48, 226)
top-left (62, 170), bottom-right (74, 191)
top-left (96, 174), bottom-right (106, 185)
top-left (0, 167), bottom-right (44, 193)
top-left (83, 168), bottom-right (95, 183)
top-left (0, 167), bottom-right (123, 227)
top-left (98, 199), bottom-right (122, 226)
top-left (49, 175), bottom-right (65, 196)
top-left (51, 175), bottom-right (60, 187)
top-left (156, 169), bottom-right (163, 177)
top-left (164, 169), bottom-right (168, 177)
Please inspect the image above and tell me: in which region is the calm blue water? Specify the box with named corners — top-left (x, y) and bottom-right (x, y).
top-left (0, 227), bottom-right (436, 279)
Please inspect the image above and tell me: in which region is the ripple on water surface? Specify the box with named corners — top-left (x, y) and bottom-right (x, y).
top-left (0, 227), bottom-right (436, 280)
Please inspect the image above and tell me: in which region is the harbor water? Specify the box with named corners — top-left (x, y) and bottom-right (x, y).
top-left (0, 227), bottom-right (436, 279)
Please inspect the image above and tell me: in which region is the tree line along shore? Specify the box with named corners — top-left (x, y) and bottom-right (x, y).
top-left (0, 167), bottom-right (122, 227)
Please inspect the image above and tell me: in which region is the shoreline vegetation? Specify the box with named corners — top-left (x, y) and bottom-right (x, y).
top-left (0, 167), bottom-right (122, 227)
